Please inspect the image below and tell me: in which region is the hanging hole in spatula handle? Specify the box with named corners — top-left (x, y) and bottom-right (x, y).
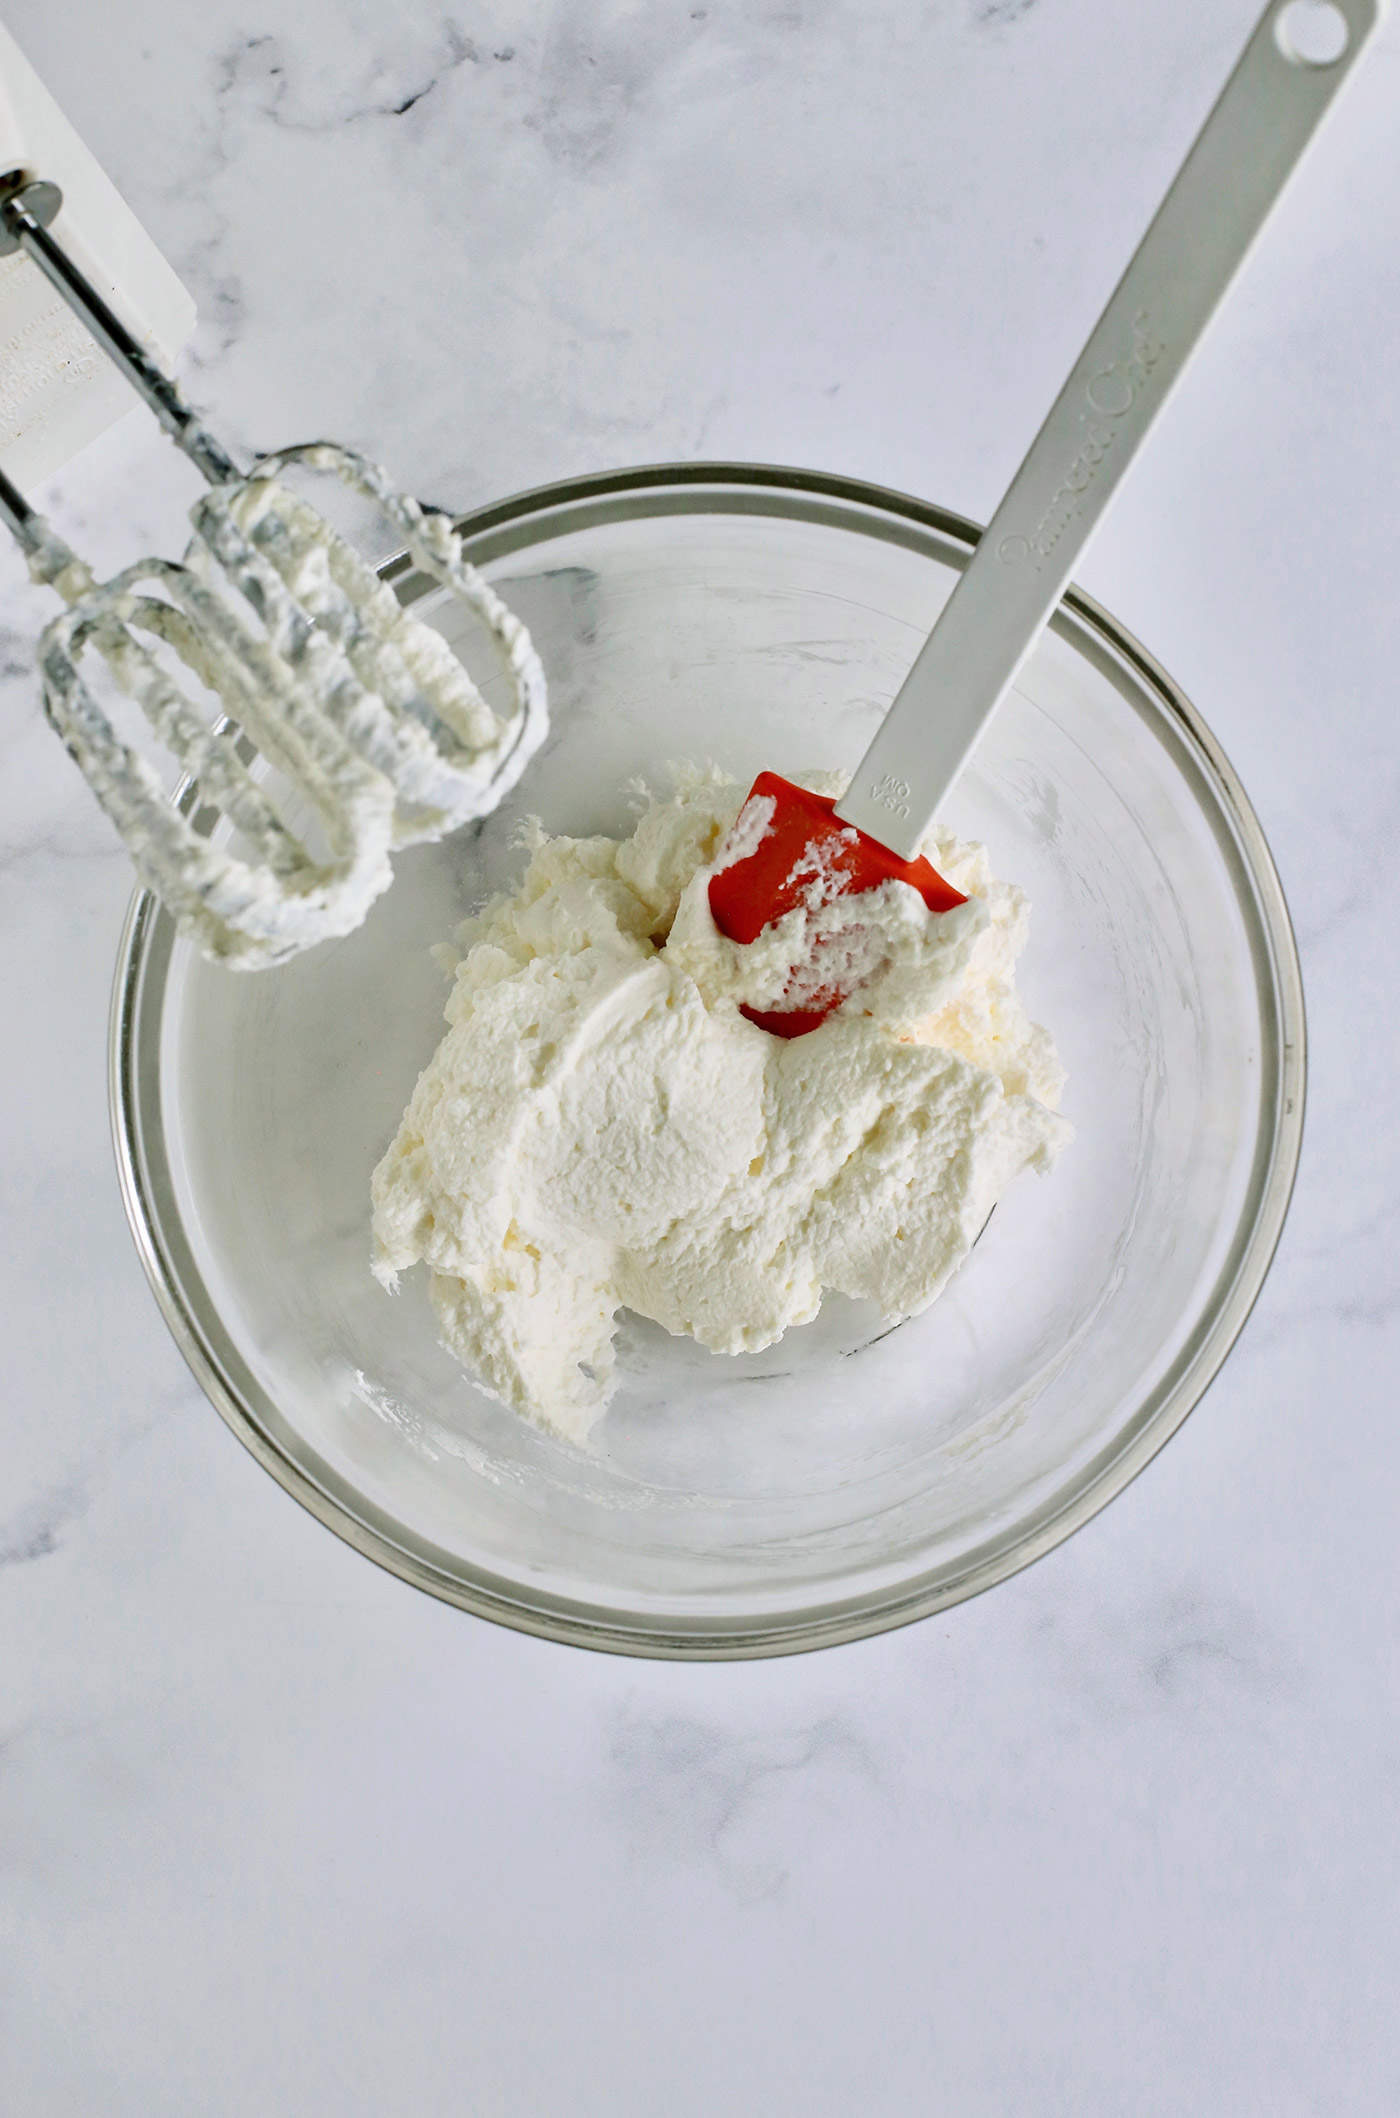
top-left (1275, 0), bottom-right (1353, 65)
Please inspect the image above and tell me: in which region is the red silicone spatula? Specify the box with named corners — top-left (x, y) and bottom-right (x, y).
top-left (708, 771), bottom-right (968, 1037)
top-left (710, 0), bottom-right (1379, 1036)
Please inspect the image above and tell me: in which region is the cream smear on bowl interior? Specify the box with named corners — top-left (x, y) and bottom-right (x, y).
top-left (370, 765), bottom-right (1070, 1440)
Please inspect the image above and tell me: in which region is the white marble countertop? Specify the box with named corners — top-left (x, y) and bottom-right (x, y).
top-left (4, 2), bottom-right (1398, 2109)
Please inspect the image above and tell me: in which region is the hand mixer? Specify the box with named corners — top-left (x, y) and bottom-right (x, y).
top-left (0, 35), bottom-right (546, 968)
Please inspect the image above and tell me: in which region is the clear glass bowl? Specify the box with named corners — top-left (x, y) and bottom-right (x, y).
top-left (111, 465), bottom-right (1304, 1658)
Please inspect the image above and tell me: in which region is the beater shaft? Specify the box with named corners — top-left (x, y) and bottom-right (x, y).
top-left (0, 177), bottom-right (239, 486)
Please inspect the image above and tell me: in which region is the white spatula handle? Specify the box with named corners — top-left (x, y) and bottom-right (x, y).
top-left (837, 0), bottom-right (1384, 859)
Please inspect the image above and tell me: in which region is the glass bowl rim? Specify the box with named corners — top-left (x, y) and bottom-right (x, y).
top-left (107, 459), bottom-right (1307, 1660)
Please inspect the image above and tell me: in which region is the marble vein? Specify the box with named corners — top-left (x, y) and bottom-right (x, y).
top-left (607, 1706), bottom-right (881, 1903)
top-left (211, 22), bottom-right (501, 135)
top-left (0, 1475), bottom-right (90, 1569)
top-left (0, 1401), bottom-right (182, 1573)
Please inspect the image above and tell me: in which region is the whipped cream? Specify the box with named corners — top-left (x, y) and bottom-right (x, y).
top-left (371, 766), bottom-right (1071, 1439)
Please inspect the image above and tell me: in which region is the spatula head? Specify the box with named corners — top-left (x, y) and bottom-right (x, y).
top-left (707, 771), bottom-right (966, 1038)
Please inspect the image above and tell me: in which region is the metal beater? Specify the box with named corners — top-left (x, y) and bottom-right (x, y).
top-left (0, 174), bottom-right (547, 967)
